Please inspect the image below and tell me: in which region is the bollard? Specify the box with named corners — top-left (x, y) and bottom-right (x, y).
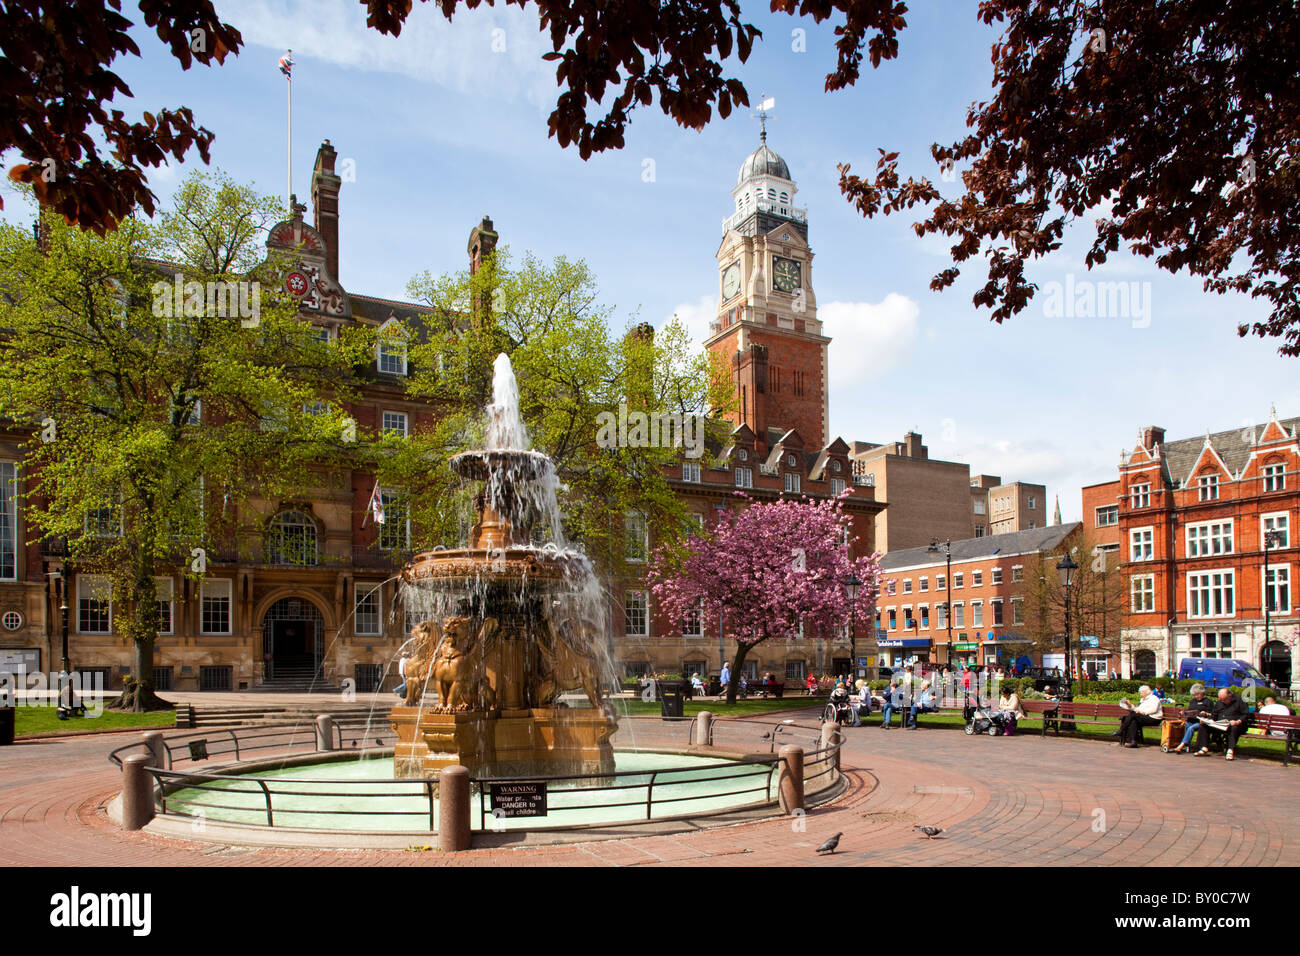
top-left (141, 731), bottom-right (165, 768)
top-left (821, 720), bottom-right (842, 772)
top-left (315, 714), bottom-right (336, 752)
top-left (694, 710), bottom-right (713, 747)
top-left (121, 754), bottom-right (155, 831)
top-left (438, 765), bottom-right (471, 852)
top-left (778, 745), bottom-right (805, 814)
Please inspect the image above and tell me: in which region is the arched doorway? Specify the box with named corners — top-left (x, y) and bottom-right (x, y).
top-left (1260, 641), bottom-right (1292, 688)
top-left (1133, 649), bottom-right (1157, 678)
top-left (261, 596), bottom-right (326, 683)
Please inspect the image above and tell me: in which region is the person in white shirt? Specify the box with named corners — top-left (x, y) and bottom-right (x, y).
top-left (1118, 684), bottom-right (1163, 747)
top-left (1257, 696), bottom-right (1292, 737)
top-left (395, 650), bottom-right (412, 699)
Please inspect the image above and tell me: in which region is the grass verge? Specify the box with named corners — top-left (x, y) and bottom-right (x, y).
top-left (14, 706), bottom-right (177, 738)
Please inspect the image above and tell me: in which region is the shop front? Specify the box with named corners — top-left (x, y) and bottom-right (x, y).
top-left (951, 637), bottom-right (979, 668)
top-left (876, 637), bottom-right (932, 670)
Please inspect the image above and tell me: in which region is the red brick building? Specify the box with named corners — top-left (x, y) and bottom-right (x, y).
top-left (1087, 413), bottom-right (1299, 688)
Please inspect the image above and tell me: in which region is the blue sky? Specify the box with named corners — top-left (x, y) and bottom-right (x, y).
top-left (4, 0), bottom-right (1297, 521)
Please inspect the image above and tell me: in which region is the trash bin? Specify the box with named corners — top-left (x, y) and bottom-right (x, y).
top-left (660, 680), bottom-right (685, 718)
top-left (0, 707), bottom-right (14, 745)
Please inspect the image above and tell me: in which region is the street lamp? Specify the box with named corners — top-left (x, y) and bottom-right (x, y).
top-left (1057, 552), bottom-right (1078, 699)
top-left (928, 540), bottom-right (953, 667)
top-left (842, 572), bottom-right (861, 680)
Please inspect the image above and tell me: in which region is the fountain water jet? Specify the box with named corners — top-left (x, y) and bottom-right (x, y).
top-left (389, 353), bottom-right (617, 779)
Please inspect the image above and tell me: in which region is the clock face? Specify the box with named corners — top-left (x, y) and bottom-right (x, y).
top-left (772, 256), bottom-right (801, 294)
top-left (722, 263), bottom-right (741, 299)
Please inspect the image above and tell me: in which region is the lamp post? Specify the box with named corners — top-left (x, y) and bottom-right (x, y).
top-left (1264, 529), bottom-right (1284, 674)
top-left (928, 540), bottom-right (952, 667)
top-left (842, 572), bottom-right (861, 680)
top-left (1057, 553), bottom-right (1078, 700)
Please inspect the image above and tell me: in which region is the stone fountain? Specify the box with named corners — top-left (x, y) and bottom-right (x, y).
top-left (389, 354), bottom-right (617, 779)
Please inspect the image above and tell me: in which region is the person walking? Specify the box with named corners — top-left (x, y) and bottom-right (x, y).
top-left (720, 661), bottom-right (731, 691)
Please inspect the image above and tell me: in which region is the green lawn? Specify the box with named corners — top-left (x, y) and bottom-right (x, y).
top-left (14, 706), bottom-right (177, 738)
top-left (615, 696), bottom-right (824, 718)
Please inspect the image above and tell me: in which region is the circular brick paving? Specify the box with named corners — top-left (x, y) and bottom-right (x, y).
top-left (1, 718), bottom-right (1297, 866)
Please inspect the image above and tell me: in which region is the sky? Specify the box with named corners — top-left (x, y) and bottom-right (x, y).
top-left (3, 0), bottom-right (1297, 522)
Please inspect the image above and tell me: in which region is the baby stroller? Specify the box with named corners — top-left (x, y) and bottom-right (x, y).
top-left (963, 693), bottom-right (1008, 737)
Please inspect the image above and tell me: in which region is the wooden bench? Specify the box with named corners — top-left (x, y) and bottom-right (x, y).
top-left (1251, 713), bottom-right (1300, 766)
top-left (1027, 700), bottom-right (1131, 736)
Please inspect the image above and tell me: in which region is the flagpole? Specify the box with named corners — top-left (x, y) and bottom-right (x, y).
top-left (286, 49), bottom-right (293, 206)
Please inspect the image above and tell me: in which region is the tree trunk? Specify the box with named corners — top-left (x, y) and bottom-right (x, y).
top-left (724, 639), bottom-right (761, 705)
top-left (106, 550), bottom-right (172, 713)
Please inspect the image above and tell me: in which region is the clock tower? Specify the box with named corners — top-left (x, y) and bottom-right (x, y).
top-left (708, 128), bottom-right (830, 451)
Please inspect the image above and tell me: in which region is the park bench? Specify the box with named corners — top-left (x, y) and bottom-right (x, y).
top-left (1250, 713), bottom-right (1300, 766)
top-left (1028, 700), bottom-right (1130, 736)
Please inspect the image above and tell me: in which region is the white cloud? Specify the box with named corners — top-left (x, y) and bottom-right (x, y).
top-left (663, 294), bottom-right (717, 352)
top-left (219, 0), bottom-right (556, 111)
top-left (821, 293), bottom-right (920, 389)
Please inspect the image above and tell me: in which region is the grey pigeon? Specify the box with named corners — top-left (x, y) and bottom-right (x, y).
top-left (816, 832), bottom-right (842, 854)
top-left (914, 825), bottom-right (943, 840)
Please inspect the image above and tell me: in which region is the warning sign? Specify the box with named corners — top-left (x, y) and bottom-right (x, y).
top-left (489, 781), bottom-right (548, 818)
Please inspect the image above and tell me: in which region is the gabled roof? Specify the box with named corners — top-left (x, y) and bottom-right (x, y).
top-left (879, 523), bottom-right (1082, 571)
top-left (1150, 416), bottom-right (1300, 484)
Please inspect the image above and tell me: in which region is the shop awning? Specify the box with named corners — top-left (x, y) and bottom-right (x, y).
top-left (876, 638), bottom-right (931, 648)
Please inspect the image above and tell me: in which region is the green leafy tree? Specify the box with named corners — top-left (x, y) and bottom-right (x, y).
top-left (389, 248), bottom-right (734, 564)
top-left (0, 173), bottom-right (373, 710)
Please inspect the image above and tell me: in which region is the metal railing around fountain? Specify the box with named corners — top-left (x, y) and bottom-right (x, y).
top-left (108, 715), bottom-right (844, 832)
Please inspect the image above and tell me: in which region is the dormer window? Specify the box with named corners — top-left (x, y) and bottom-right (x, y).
top-left (377, 318), bottom-right (408, 376)
top-left (1197, 473), bottom-right (1219, 501)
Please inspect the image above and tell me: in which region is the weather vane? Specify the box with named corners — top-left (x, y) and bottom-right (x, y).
top-left (753, 94), bottom-right (776, 142)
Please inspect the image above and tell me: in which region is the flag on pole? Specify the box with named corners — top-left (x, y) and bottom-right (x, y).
top-left (366, 480), bottom-right (386, 526)
top-left (279, 51), bottom-right (293, 78)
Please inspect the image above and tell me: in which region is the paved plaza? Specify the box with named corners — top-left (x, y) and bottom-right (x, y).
top-left (1, 708), bottom-right (1296, 867)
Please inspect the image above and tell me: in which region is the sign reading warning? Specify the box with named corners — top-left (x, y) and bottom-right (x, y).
top-left (489, 782), bottom-right (548, 818)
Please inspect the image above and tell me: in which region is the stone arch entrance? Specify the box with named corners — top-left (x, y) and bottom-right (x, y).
top-left (1260, 641), bottom-right (1292, 688)
top-left (261, 596), bottom-right (327, 684)
top-left (1133, 649), bottom-right (1157, 679)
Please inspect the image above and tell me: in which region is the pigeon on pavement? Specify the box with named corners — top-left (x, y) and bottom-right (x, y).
top-left (816, 832), bottom-right (842, 854)
top-left (914, 825), bottom-right (943, 840)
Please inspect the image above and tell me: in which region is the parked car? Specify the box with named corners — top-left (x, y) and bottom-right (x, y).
top-left (1177, 658), bottom-right (1271, 690)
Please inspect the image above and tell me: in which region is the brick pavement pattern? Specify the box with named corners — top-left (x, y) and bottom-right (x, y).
top-left (1, 721), bottom-right (1297, 866)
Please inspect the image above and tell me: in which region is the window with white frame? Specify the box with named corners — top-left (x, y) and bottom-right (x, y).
top-left (1130, 483), bottom-right (1151, 508)
top-left (936, 603), bottom-right (947, 628)
top-left (682, 462), bottom-right (701, 483)
top-left (1263, 513), bottom-right (1290, 549)
top-left (784, 473), bottom-right (801, 493)
top-left (687, 512), bottom-right (705, 535)
top-left (77, 574), bottom-right (112, 634)
top-left (937, 574), bottom-right (947, 590)
top-left (953, 602), bottom-right (965, 628)
top-left (1186, 520), bottom-right (1233, 557)
top-left (1262, 462), bottom-right (1286, 492)
top-left (268, 510), bottom-right (318, 565)
top-left (1130, 527), bottom-right (1154, 561)
top-left (953, 573), bottom-right (964, 589)
top-left (735, 467), bottom-right (753, 489)
top-left (625, 513), bottom-right (649, 563)
top-left (991, 567), bottom-right (1003, 585)
top-left (381, 411), bottom-right (409, 437)
top-left (1095, 505), bottom-right (1119, 527)
top-left (376, 320), bottom-right (408, 375)
top-left (1265, 565), bottom-right (1291, 614)
top-left (1028, 496), bottom-right (1036, 509)
top-left (1188, 570), bottom-right (1234, 618)
top-left (1189, 632), bottom-right (1236, 659)
top-left (1130, 574), bottom-right (1155, 613)
top-left (1011, 565), bottom-right (1023, 582)
top-left (0, 462), bottom-right (15, 580)
top-left (902, 579), bottom-right (912, 594)
top-left (919, 577), bottom-right (928, 592)
top-left (830, 477), bottom-right (845, 496)
top-left (991, 598), bottom-right (1003, 625)
top-left (85, 496), bottom-right (122, 537)
top-left (1197, 473), bottom-right (1219, 501)
top-left (972, 570), bottom-right (983, 586)
top-left (625, 591), bottom-right (648, 636)
top-left (973, 499), bottom-right (986, 515)
top-left (682, 598), bottom-right (704, 637)
top-left (1011, 597), bottom-right (1024, 625)
top-left (355, 585), bottom-right (381, 635)
top-left (974, 526), bottom-right (985, 537)
top-left (155, 577), bottom-right (174, 634)
top-left (888, 608), bottom-right (896, 629)
top-left (378, 491), bottom-right (410, 551)
top-left (971, 600), bottom-right (983, 627)
top-left (200, 579), bottom-right (231, 634)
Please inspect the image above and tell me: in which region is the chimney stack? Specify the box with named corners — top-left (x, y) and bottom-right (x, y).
top-left (1141, 426), bottom-right (1165, 451)
top-left (311, 140), bottom-right (341, 281)
top-left (468, 216), bottom-right (498, 275)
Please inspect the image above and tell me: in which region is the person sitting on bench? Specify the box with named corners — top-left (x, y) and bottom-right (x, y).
top-left (1171, 683), bottom-right (1215, 753)
top-left (1194, 688), bottom-right (1250, 760)
top-left (1117, 685), bottom-right (1163, 748)
top-left (906, 681), bottom-right (935, 729)
top-left (997, 686), bottom-right (1025, 736)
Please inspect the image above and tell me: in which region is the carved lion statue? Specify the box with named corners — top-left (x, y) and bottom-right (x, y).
top-left (535, 619), bottom-right (604, 710)
top-left (431, 615), bottom-right (498, 712)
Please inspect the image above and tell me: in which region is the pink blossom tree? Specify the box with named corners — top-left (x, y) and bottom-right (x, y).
top-left (647, 493), bottom-right (884, 705)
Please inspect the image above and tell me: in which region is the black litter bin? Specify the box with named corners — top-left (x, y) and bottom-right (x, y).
top-left (660, 680), bottom-right (686, 718)
top-left (0, 707), bottom-right (14, 745)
